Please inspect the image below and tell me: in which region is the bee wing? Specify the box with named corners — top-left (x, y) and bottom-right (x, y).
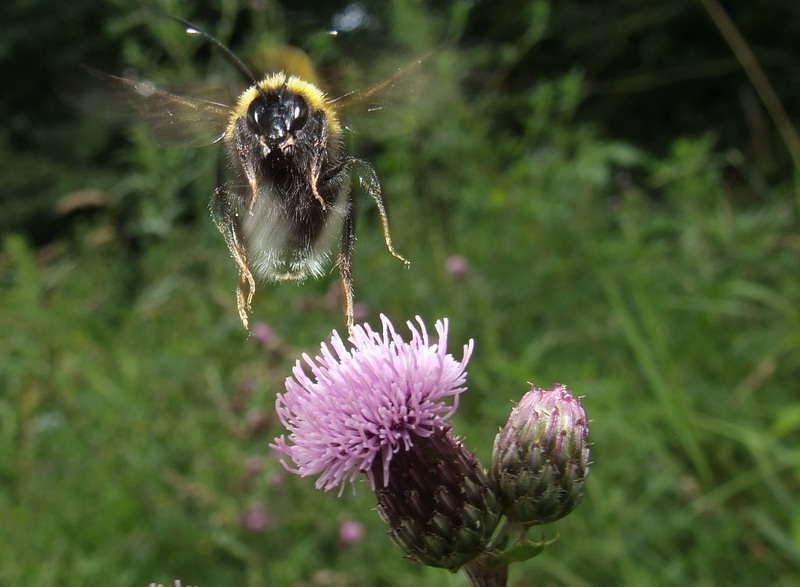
top-left (86, 69), bottom-right (233, 146)
top-left (330, 50), bottom-right (435, 112)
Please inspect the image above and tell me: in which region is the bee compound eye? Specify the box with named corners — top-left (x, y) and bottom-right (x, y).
top-left (246, 98), bottom-right (266, 132)
top-left (289, 94), bottom-right (309, 132)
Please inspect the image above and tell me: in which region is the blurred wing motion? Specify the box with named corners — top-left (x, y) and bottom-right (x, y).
top-left (85, 68), bottom-right (233, 146)
top-left (331, 50), bottom-right (435, 112)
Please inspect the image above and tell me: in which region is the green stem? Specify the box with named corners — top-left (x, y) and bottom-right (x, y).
top-left (487, 517), bottom-right (514, 551)
top-left (462, 554), bottom-right (509, 587)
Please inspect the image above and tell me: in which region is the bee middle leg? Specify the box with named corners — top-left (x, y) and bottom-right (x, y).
top-left (210, 185), bottom-right (255, 329)
top-left (351, 157), bottom-right (410, 268)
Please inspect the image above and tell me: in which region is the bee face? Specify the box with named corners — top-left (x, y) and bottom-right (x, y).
top-left (230, 74), bottom-right (342, 148)
top-left (245, 88), bottom-right (308, 156)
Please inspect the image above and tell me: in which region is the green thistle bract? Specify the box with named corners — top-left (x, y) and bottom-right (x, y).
top-left (491, 384), bottom-right (590, 527)
top-left (374, 428), bottom-right (501, 571)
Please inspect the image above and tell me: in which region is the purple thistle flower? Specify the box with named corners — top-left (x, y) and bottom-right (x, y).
top-left (271, 315), bottom-right (474, 494)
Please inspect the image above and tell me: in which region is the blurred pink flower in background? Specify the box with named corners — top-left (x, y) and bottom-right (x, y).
top-left (339, 519), bottom-right (366, 546)
top-left (445, 255), bottom-right (469, 279)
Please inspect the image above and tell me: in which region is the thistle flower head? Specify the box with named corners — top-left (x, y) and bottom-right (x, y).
top-left (491, 383), bottom-right (590, 526)
top-left (271, 315), bottom-right (474, 494)
top-left (374, 427), bottom-right (501, 571)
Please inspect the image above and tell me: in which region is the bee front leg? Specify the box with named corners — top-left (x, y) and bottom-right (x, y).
top-left (309, 113), bottom-right (331, 210)
top-left (234, 133), bottom-right (262, 215)
top-left (210, 185), bottom-right (255, 330)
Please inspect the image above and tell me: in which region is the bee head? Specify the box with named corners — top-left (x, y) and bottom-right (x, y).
top-left (246, 85), bottom-right (310, 155)
top-left (173, 19), bottom-right (338, 158)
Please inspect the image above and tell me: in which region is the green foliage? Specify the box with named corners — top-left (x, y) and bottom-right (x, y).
top-left (2, 0), bottom-right (800, 585)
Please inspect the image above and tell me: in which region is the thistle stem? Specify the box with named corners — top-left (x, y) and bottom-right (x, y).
top-left (462, 554), bottom-right (508, 587)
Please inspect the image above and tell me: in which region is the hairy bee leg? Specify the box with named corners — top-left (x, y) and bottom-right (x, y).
top-left (246, 180), bottom-right (260, 215)
top-left (236, 269), bottom-right (256, 329)
top-left (233, 133), bottom-right (261, 215)
top-left (310, 168), bottom-right (327, 210)
top-left (338, 197), bottom-right (356, 331)
top-left (309, 115), bottom-right (330, 210)
top-left (351, 158), bottom-right (410, 268)
top-left (210, 186), bottom-right (255, 329)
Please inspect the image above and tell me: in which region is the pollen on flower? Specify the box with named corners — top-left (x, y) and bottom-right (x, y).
top-left (270, 315), bottom-right (474, 494)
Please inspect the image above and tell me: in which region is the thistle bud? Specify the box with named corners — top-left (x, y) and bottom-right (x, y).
top-left (491, 384), bottom-right (590, 527)
top-left (374, 427), bottom-right (501, 571)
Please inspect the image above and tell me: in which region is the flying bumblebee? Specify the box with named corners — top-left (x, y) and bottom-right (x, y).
top-left (105, 19), bottom-right (411, 330)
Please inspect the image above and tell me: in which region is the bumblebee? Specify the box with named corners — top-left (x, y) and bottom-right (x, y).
top-left (108, 19), bottom-right (410, 330)
top-left (218, 70), bottom-right (408, 330)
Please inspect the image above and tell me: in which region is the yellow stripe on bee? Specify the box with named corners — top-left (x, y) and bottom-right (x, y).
top-left (228, 73), bottom-right (342, 138)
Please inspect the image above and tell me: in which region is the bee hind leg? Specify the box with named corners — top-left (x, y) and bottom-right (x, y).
top-left (236, 268), bottom-right (256, 330)
top-left (210, 185), bottom-right (255, 330)
top-left (338, 196), bottom-right (356, 333)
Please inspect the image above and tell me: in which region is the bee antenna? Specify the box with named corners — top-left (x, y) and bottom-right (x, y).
top-left (170, 17), bottom-right (270, 101)
top-left (277, 75), bottom-right (290, 100)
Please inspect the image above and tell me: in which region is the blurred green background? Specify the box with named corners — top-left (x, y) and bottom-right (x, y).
top-left (2, 0), bottom-right (800, 585)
